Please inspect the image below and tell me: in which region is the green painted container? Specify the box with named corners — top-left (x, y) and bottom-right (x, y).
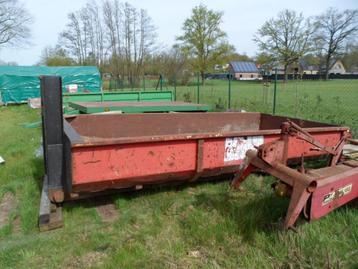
top-left (69, 101), bottom-right (211, 114)
top-left (63, 91), bottom-right (173, 104)
top-left (63, 91), bottom-right (174, 114)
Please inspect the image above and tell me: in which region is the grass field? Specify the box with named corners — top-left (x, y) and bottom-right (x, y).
top-left (187, 79), bottom-right (358, 136)
top-left (0, 80), bottom-right (357, 268)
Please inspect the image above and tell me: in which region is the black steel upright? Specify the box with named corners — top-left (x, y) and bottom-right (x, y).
top-left (40, 76), bottom-right (64, 202)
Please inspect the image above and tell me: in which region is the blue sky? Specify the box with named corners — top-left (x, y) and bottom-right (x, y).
top-left (0, 0), bottom-right (357, 65)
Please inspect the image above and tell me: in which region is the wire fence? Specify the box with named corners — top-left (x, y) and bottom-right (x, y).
top-left (103, 74), bottom-right (358, 136)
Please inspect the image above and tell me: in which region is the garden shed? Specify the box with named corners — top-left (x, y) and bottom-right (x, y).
top-left (0, 66), bottom-right (101, 104)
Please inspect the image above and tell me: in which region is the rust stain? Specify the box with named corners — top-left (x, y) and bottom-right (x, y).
top-left (83, 160), bottom-right (101, 164)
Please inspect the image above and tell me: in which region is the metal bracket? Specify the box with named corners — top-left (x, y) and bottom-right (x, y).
top-left (283, 120), bottom-right (340, 156)
top-left (230, 121), bottom-right (352, 230)
top-left (190, 139), bottom-right (204, 182)
top-left (39, 176), bottom-right (63, 232)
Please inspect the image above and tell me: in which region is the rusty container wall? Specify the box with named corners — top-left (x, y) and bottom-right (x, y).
top-left (63, 112), bottom-right (349, 196)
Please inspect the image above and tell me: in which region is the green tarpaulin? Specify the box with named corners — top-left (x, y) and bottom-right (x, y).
top-left (0, 66), bottom-right (101, 104)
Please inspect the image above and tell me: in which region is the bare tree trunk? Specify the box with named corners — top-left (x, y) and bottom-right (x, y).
top-left (201, 71), bottom-right (205, 85)
top-left (284, 64), bottom-right (288, 82)
top-left (324, 56), bottom-right (330, 80)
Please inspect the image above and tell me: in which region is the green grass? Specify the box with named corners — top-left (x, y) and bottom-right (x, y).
top-left (183, 79), bottom-right (358, 136)
top-left (0, 81), bottom-right (358, 268)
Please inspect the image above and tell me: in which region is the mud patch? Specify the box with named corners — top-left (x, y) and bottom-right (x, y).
top-left (82, 251), bottom-right (107, 268)
top-left (0, 192), bottom-right (17, 229)
top-left (96, 202), bottom-right (119, 222)
top-left (12, 215), bottom-right (21, 233)
top-left (187, 250), bottom-right (201, 258)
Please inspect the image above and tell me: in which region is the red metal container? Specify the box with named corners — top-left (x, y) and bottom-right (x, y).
top-left (62, 112), bottom-right (348, 198)
top-left (39, 77), bottom-right (351, 231)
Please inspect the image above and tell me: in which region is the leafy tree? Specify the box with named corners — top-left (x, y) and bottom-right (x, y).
top-left (177, 4), bottom-right (234, 83)
top-left (342, 43), bottom-right (358, 72)
top-left (254, 9), bottom-right (313, 81)
top-left (0, 0), bottom-right (32, 47)
top-left (39, 46), bottom-right (75, 66)
top-left (145, 46), bottom-right (190, 85)
top-left (226, 53), bottom-right (253, 62)
top-left (313, 8), bottom-right (358, 79)
top-left (255, 52), bottom-right (275, 74)
top-left (301, 53), bottom-right (320, 67)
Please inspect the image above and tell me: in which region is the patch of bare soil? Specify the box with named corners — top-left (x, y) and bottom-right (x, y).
top-left (0, 192), bottom-right (17, 229)
top-left (95, 202), bottom-right (119, 222)
top-left (12, 215), bottom-right (21, 233)
top-left (82, 251), bottom-right (107, 268)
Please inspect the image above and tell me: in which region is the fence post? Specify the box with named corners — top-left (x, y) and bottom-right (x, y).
top-left (197, 73), bottom-right (200, 103)
top-left (160, 74), bottom-right (163, 91)
top-left (273, 68), bottom-right (278, 115)
top-left (173, 74), bottom-right (177, 101)
top-left (143, 75), bottom-right (145, 91)
top-left (228, 73), bottom-right (231, 110)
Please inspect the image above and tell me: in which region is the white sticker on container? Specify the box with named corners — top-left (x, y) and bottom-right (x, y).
top-left (224, 136), bottom-right (264, 162)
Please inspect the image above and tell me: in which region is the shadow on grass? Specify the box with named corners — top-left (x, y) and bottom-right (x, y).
top-left (30, 157), bottom-right (44, 192)
top-left (63, 176), bottom-right (232, 213)
top-left (192, 189), bottom-right (358, 242)
top-left (192, 190), bottom-right (289, 242)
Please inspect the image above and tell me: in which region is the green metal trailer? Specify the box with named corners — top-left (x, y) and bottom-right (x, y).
top-left (68, 101), bottom-right (211, 114)
top-left (63, 90), bottom-right (173, 104)
top-left (63, 90), bottom-right (174, 114)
